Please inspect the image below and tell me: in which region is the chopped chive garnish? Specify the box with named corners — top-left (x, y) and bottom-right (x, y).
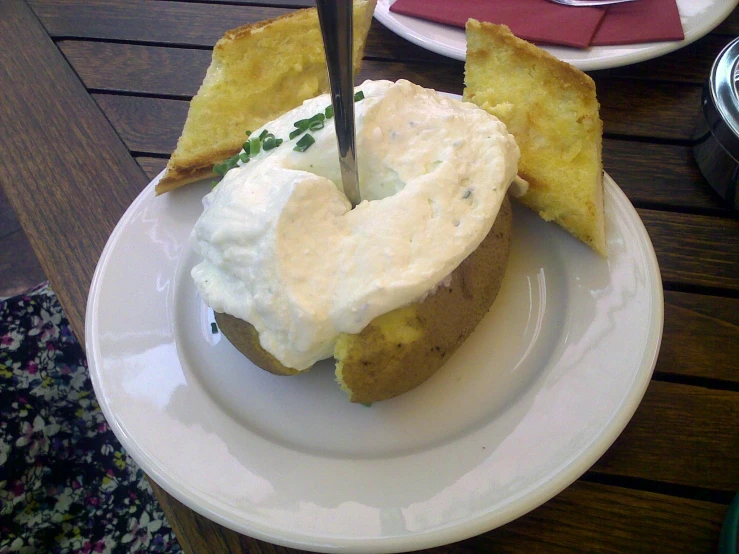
top-left (262, 134), bottom-right (283, 150)
top-left (249, 138), bottom-right (260, 156)
top-left (361, 402), bottom-right (373, 407)
top-left (354, 90), bottom-right (365, 101)
top-left (289, 127), bottom-right (305, 140)
top-left (239, 152), bottom-right (250, 163)
top-left (309, 120), bottom-right (324, 131)
top-left (213, 163), bottom-right (227, 176)
top-left (258, 129), bottom-right (269, 140)
top-left (293, 133), bottom-right (315, 152)
top-left (294, 113), bottom-right (324, 130)
top-left (211, 322), bottom-right (218, 334)
top-left (245, 130), bottom-right (252, 136)
top-left (325, 105), bottom-right (334, 118)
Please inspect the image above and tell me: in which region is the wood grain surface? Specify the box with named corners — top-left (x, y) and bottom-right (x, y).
top-left (659, 292), bottom-right (739, 383)
top-left (591, 381), bottom-right (739, 492)
top-left (0, 0), bottom-right (148, 341)
top-left (638, 209), bottom-right (739, 291)
top-left (5, 0), bottom-right (739, 552)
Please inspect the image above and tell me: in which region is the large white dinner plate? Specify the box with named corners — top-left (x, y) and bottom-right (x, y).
top-left (86, 170), bottom-right (663, 552)
top-left (375, 0), bottom-right (738, 70)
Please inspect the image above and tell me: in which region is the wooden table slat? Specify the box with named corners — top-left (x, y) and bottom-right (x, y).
top-left (590, 381), bottom-right (739, 491)
top-left (0, 0), bottom-right (148, 341)
top-left (29, 0), bottom-right (290, 47)
top-left (638, 208), bottom-right (739, 292)
top-left (36, 0), bottom-right (441, 64)
top-left (660, 291), bottom-right (739, 383)
top-left (596, 34), bottom-right (733, 84)
top-left (597, 79), bottom-right (703, 141)
top-left (603, 140), bottom-right (727, 213)
top-left (61, 41), bottom-right (465, 98)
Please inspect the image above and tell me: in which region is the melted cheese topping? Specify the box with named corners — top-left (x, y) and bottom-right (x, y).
top-left (190, 80), bottom-right (520, 369)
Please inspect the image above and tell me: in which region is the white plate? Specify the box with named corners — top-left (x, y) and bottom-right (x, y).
top-left (86, 171), bottom-right (663, 552)
top-left (375, 0), bottom-right (738, 70)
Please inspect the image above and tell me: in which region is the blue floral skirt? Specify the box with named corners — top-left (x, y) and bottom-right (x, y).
top-left (0, 283), bottom-right (182, 553)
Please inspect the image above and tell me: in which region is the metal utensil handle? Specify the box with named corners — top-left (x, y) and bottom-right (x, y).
top-left (316, 0), bottom-right (361, 207)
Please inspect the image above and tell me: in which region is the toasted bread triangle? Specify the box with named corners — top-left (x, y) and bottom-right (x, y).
top-left (464, 20), bottom-right (606, 255)
top-left (157, 0), bottom-right (377, 194)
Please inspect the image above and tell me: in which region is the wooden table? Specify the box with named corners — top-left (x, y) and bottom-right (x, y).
top-left (2, 1), bottom-right (738, 552)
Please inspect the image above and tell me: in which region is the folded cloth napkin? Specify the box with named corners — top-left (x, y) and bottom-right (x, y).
top-left (591, 0), bottom-right (684, 46)
top-left (389, 0), bottom-right (684, 49)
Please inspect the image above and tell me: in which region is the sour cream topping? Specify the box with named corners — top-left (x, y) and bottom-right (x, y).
top-left (190, 80), bottom-right (520, 370)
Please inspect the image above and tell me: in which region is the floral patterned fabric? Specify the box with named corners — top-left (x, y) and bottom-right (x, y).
top-left (0, 283), bottom-right (182, 554)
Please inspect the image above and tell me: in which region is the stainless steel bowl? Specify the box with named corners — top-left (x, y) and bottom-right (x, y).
top-left (693, 37), bottom-right (739, 210)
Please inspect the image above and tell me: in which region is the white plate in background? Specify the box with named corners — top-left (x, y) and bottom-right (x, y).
top-left (374, 0), bottom-right (738, 70)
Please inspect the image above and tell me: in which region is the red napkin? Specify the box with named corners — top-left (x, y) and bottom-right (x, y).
top-left (389, 0), bottom-right (684, 49)
top-left (592, 0), bottom-right (684, 45)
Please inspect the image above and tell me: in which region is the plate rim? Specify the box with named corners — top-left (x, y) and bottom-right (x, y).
top-left (373, 0), bottom-right (739, 70)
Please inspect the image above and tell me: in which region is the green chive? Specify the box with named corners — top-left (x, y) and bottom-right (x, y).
top-left (354, 90), bottom-right (365, 101)
top-left (309, 120), bottom-right (324, 131)
top-left (325, 105), bottom-right (334, 118)
top-left (275, 138), bottom-right (283, 147)
top-left (245, 130), bottom-right (252, 137)
top-left (262, 137), bottom-right (276, 151)
top-left (293, 133), bottom-right (315, 152)
top-left (289, 127), bottom-right (305, 140)
top-left (258, 129), bottom-right (269, 140)
top-left (249, 138), bottom-right (261, 156)
top-left (239, 152), bottom-right (250, 163)
top-left (213, 163), bottom-right (227, 176)
top-left (361, 402), bottom-right (373, 407)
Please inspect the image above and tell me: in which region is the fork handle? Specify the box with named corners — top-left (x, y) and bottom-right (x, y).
top-left (316, 0), bottom-right (361, 207)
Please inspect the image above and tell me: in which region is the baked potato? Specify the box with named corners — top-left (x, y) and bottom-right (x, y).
top-left (215, 195), bottom-right (513, 403)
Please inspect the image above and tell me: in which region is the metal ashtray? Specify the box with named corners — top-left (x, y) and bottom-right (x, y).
top-left (693, 37), bottom-right (739, 210)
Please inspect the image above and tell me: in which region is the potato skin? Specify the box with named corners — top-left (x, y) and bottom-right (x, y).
top-left (214, 312), bottom-right (303, 376)
top-left (215, 195), bottom-right (512, 402)
top-left (335, 196), bottom-right (513, 403)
